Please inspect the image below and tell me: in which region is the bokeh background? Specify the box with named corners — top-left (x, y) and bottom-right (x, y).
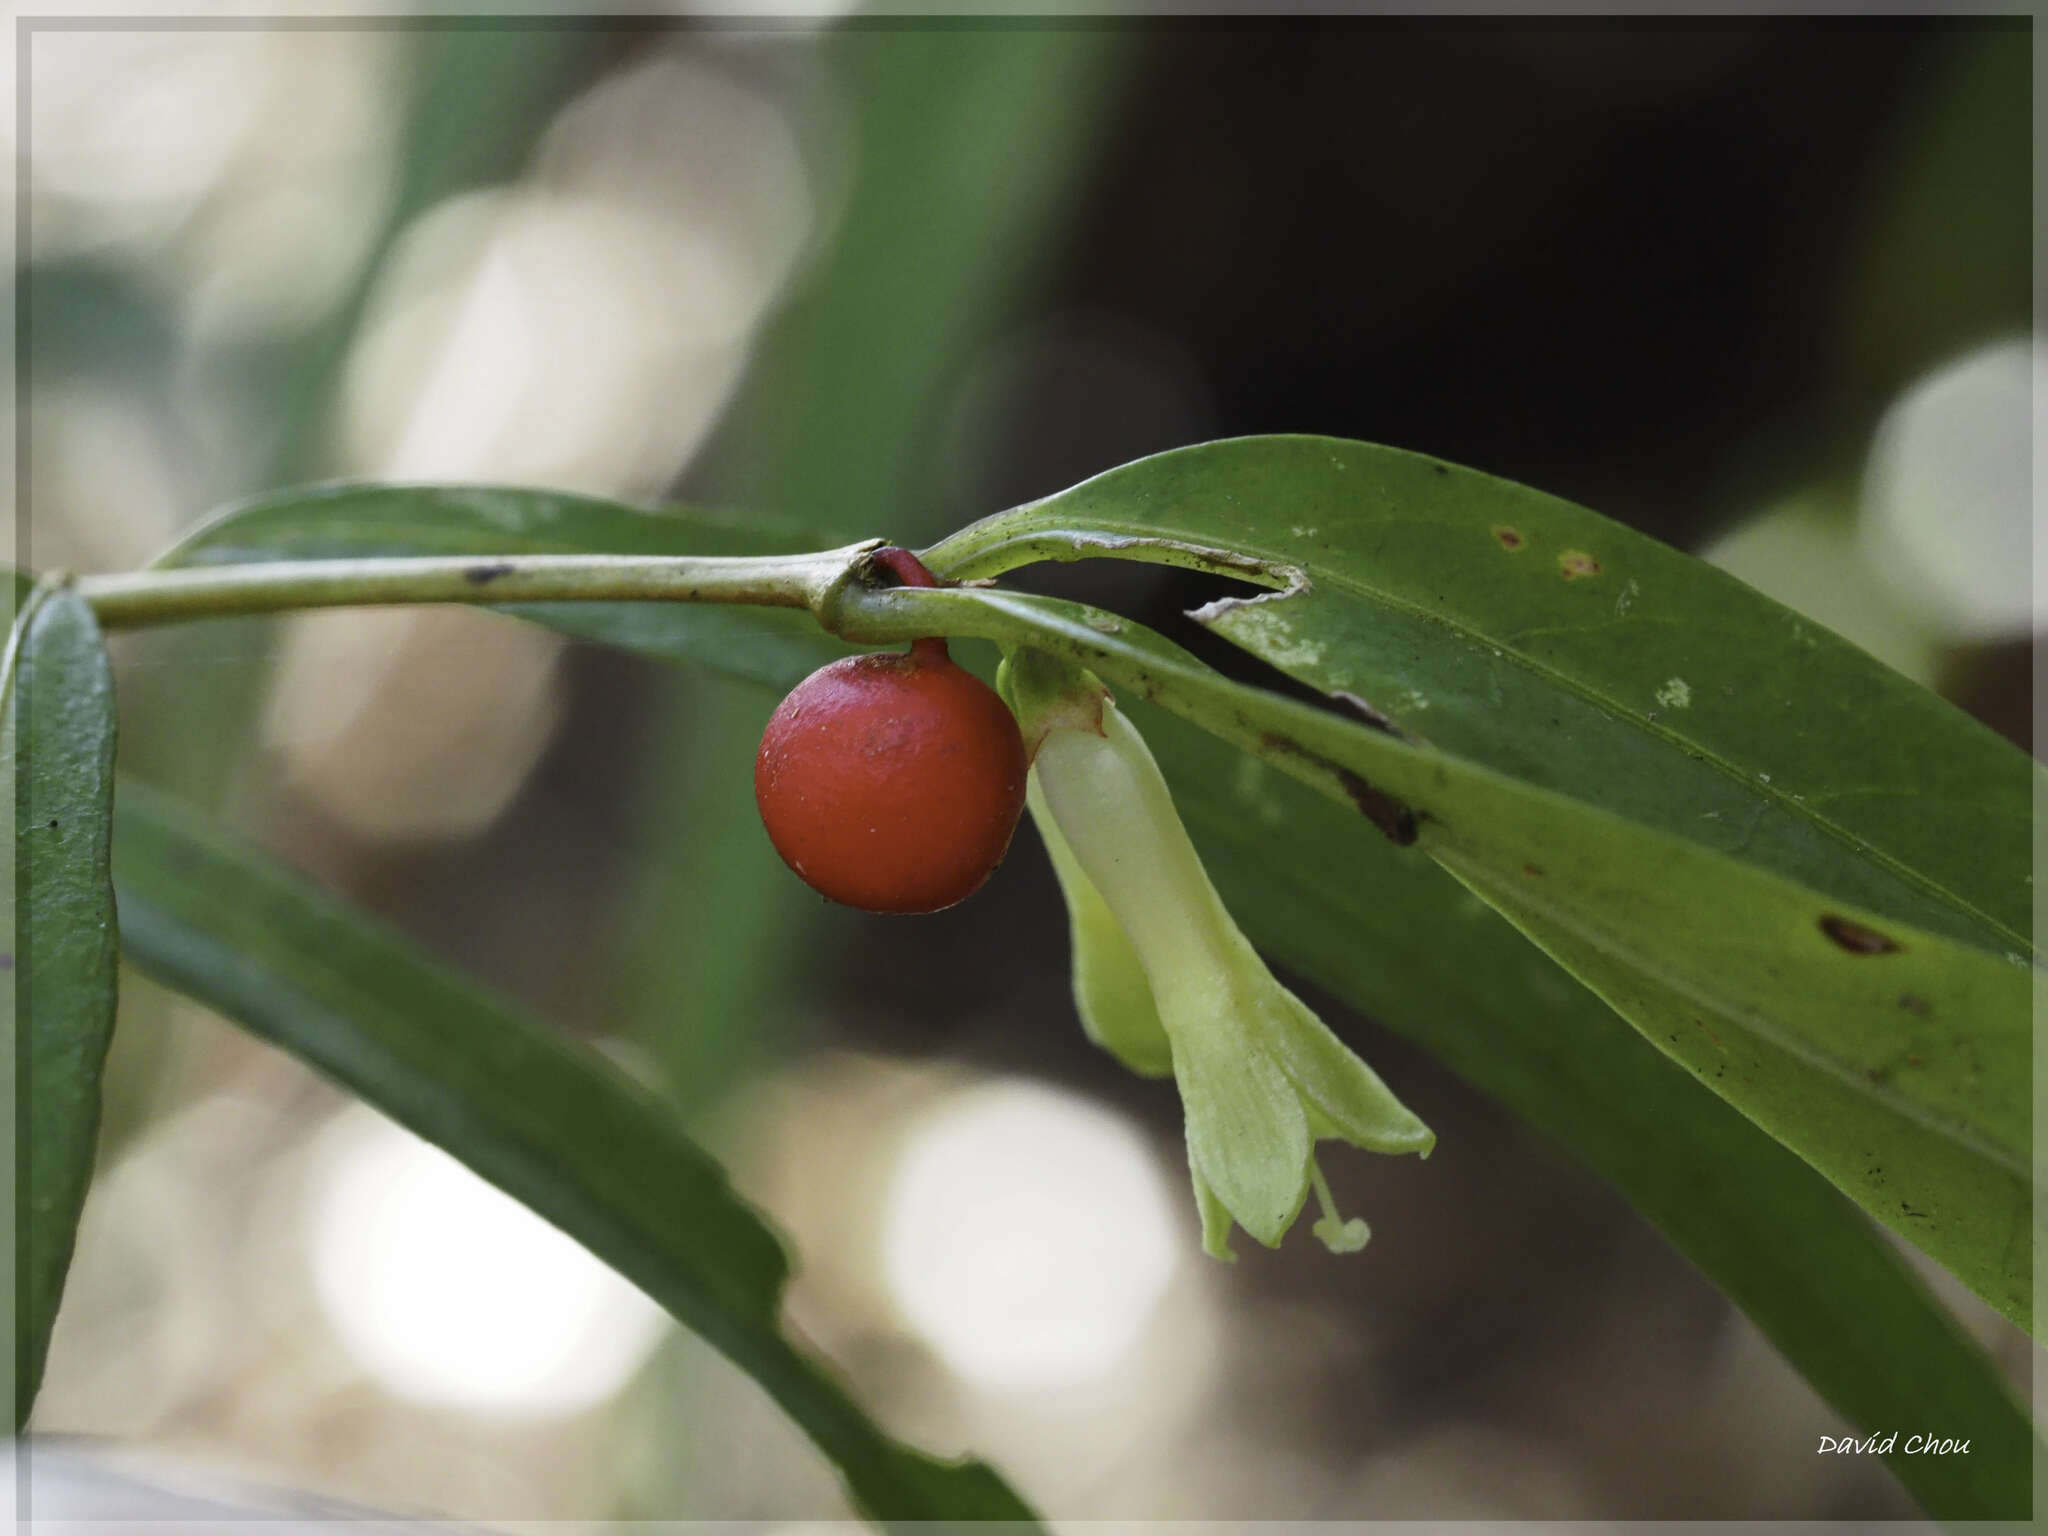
top-left (17, 10), bottom-right (2035, 1525)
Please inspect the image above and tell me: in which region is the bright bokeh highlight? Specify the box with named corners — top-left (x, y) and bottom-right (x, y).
top-left (881, 1078), bottom-right (1181, 1392)
top-left (1861, 335), bottom-right (2037, 640)
top-left (305, 1109), bottom-right (665, 1419)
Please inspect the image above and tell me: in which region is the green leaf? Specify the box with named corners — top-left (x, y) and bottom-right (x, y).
top-left (914, 436), bottom-right (2037, 1327)
top-left (821, 577), bottom-right (2033, 1329)
top-left (924, 435), bottom-right (2032, 956)
top-left (109, 778), bottom-right (1035, 1527)
top-left (4, 582), bottom-right (120, 1426)
top-left (1134, 702), bottom-right (2035, 1521)
top-left (157, 481), bottom-right (852, 692)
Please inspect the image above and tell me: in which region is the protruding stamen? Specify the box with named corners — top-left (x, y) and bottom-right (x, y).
top-left (1308, 1153), bottom-right (1370, 1254)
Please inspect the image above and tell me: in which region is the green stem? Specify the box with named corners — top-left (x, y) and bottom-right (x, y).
top-left (72, 543), bottom-right (885, 632)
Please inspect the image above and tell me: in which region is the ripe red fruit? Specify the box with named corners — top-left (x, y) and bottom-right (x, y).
top-left (755, 643), bottom-right (1028, 914)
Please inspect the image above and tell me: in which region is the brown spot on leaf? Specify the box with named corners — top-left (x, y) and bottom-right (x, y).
top-left (1821, 915), bottom-right (1900, 955)
top-left (1258, 732), bottom-right (1418, 845)
top-left (465, 562), bottom-right (516, 585)
top-left (1897, 993), bottom-right (1931, 1017)
top-left (1521, 863), bottom-right (1543, 877)
top-left (1558, 550), bottom-right (1602, 580)
top-left (1338, 770), bottom-right (1418, 845)
top-left (1492, 525), bottom-right (1525, 550)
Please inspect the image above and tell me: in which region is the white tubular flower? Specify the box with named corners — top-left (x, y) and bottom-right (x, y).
top-left (1001, 651), bottom-right (1433, 1259)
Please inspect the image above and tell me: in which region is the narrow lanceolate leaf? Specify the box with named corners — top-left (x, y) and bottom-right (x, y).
top-left (913, 437), bottom-right (2037, 1326)
top-left (4, 584), bottom-right (120, 1426)
top-left (110, 781), bottom-right (1036, 1527)
top-left (156, 481), bottom-right (850, 692)
top-left (922, 436), bottom-right (2034, 957)
top-left (821, 579), bottom-right (2033, 1329)
top-left (1135, 703), bottom-right (2034, 1521)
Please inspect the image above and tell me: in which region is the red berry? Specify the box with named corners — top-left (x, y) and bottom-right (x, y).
top-left (755, 645), bottom-right (1027, 914)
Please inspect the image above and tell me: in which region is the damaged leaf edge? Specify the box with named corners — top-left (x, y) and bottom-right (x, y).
top-left (924, 523), bottom-right (1311, 607)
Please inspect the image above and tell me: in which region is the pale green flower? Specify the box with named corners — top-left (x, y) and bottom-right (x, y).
top-left (1001, 652), bottom-right (1433, 1258)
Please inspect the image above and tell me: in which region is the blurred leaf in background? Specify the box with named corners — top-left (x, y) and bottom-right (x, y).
top-left (1837, 26), bottom-right (2030, 414)
top-left (59, 23), bottom-right (616, 1177)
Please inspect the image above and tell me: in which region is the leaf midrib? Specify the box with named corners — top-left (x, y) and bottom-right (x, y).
top-left (963, 518), bottom-right (2026, 955)
top-left (1309, 551), bottom-right (2024, 953)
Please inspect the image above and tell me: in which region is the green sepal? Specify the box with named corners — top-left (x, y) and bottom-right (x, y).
top-left (1272, 987), bottom-right (1436, 1158)
top-left (1193, 1169), bottom-right (1239, 1262)
top-left (997, 646), bottom-right (1106, 753)
top-left (1024, 775), bottom-right (1174, 1077)
top-left (1166, 976), bottom-right (1312, 1248)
